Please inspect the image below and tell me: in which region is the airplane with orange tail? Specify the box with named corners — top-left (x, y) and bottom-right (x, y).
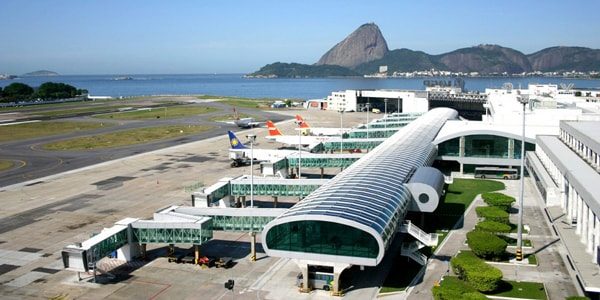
top-left (294, 115), bottom-right (349, 136)
top-left (265, 120), bottom-right (332, 149)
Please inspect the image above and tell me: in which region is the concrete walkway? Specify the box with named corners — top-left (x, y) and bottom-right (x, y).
top-left (402, 179), bottom-right (579, 300)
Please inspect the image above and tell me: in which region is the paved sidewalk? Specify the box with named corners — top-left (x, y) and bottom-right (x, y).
top-left (403, 179), bottom-right (578, 300)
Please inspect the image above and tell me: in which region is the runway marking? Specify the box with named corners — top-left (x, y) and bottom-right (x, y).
top-left (0, 120), bottom-right (41, 126)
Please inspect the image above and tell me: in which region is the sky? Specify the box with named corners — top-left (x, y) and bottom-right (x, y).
top-left (1, 0), bottom-right (600, 75)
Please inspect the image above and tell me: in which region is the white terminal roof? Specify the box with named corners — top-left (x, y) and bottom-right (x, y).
top-left (434, 120), bottom-right (556, 144)
top-left (537, 135), bottom-right (600, 216)
top-left (262, 108), bottom-right (458, 266)
top-left (561, 121), bottom-right (600, 155)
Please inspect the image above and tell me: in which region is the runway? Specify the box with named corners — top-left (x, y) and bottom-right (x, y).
top-left (0, 100), bottom-right (287, 187)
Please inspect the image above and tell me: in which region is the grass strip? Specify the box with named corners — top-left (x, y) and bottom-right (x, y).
top-left (42, 125), bottom-right (213, 150)
top-left (0, 121), bottom-right (109, 142)
top-left (95, 105), bottom-right (218, 120)
top-left (0, 160), bottom-right (15, 172)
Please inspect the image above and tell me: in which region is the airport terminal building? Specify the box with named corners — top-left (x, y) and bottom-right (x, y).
top-left (528, 120), bottom-right (600, 293)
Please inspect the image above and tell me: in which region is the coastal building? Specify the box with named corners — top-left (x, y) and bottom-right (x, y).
top-left (527, 120), bottom-right (600, 294)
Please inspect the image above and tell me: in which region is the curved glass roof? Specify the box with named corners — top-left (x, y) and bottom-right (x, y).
top-left (263, 108), bottom-right (458, 264)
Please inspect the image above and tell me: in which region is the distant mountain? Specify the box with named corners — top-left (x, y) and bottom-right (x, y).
top-left (249, 23), bottom-right (600, 77)
top-left (437, 44), bottom-right (532, 74)
top-left (316, 23), bottom-right (388, 68)
top-left (353, 48), bottom-right (446, 74)
top-left (527, 46), bottom-right (600, 72)
top-left (248, 62), bottom-right (359, 78)
top-left (22, 70), bottom-right (59, 76)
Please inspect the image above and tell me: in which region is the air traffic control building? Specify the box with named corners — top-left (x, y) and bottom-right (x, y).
top-left (262, 108), bottom-right (457, 293)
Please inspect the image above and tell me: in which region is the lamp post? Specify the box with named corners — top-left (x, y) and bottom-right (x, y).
top-left (339, 108), bottom-right (344, 154)
top-left (295, 119), bottom-right (303, 178)
top-left (366, 102), bottom-right (371, 140)
top-left (384, 98), bottom-right (388, 130)
top-left (516, 91), bottom-right (528, 261)
top-left (246, 134), bottom-right (256, 208)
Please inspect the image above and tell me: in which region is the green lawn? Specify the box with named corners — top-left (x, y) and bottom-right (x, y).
top-left (198, 95), bottom-right (277, 109)
top-left (499, 235), bottom-right (532, 247)
top-left (36, 105), bottom-right (137, 118)
top-left (419, 179), bottom-right (505, 232)
top-left (0, 160), bottom-right (14, 172)
top-left (42, 125), bottom-right (213, 150)
top-left (435, 277), bottom-right (546, 299)
top-left (487, 280), bottom-right (546, 299)
top-left (95, 105), bottom-right (218, 120)
top-left (0, 121), bottom-right (109, 142)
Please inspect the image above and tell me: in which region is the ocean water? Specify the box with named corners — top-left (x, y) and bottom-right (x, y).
top-left (1, 74), bottom-right (599, 99)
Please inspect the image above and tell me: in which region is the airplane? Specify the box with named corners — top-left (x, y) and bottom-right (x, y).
top-left (232, 108), bottom-right (261, 128)
top-left (227, 130), bottom-right (307, 167)
top-left (294, 115), bottom-right (349, 136)
top-left (265, 120), bottom-right (332, 149)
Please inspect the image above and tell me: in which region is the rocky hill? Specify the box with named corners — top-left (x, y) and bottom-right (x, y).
top-left (316, 23), bottom-right (388, 68)
top-left (528, 46), bottom-right (600, 72)
top-left (249, 23), bottom-right (600, 77)
top-left (248, 62), bottom-right (359, 78)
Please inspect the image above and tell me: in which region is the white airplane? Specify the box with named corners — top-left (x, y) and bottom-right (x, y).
top-left (294, 115), bottom-right (350, 136)
top-left (265, 120), bottom-right (333, 149)
top-left (231, 108), bottom-right (261, 128)
top-left (227, 131), bottom-right (308, 167)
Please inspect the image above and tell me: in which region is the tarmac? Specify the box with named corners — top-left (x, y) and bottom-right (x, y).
top-left (0, 107), bottom-right (373, 299)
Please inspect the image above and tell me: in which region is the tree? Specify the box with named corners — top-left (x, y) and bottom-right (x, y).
top-left (35, 82), bottom-right (78, 99)
top-left (475, 220), bottom-right (511, 233)
top-left (451, 251), bottom-right (503, 292)
top-left (467, 230), bottom-right (507, 260)
top-left (2, 83), bottom-right (34, 101)
top-left (475, 206), bottom-right (509, 223)
top-left (482, 192), bottom-right (515, 211)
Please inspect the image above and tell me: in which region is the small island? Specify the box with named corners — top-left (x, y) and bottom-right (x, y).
top-left (22, 70), bottom-right (60, 77)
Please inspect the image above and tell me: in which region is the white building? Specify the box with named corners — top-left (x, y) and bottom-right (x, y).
top-left (325, 89), bottom-right (429, 113)
top-left (528, 120), bottom-right (600, 293)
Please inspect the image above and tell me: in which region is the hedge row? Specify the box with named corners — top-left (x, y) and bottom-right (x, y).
top-left (467, 230), bottom-right (508, 260)
top-left (451, 251), bottom-right (503, 292)
top-left (475, 220), bottom-right (512, 233)
top-left (476, 206), bottom-right (509, 223)
top-left (482, 192), bottom-right (515, 211)
top-left (432, 276), bottom-right (486, 300)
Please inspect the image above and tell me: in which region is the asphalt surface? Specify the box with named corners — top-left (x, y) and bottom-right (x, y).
top-left (0, 99), bottom-right (288, 188)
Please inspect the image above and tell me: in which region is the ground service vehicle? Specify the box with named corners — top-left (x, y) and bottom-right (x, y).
top-left (215, 257), bottom-right (233, 268)
top-left (296, 271), bottom-right (334, 291)
top-left (474, 167), bottom-right (519, 179)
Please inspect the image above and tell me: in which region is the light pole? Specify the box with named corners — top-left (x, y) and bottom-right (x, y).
top-left (384, 98), bottom-right (388, 130)
top-left (246, 134), bottom-right (256, 208)
top-left (366, 102), bottom-right (371, 140)
top-left (295, 119), bottom-right (303, 178)
top-left (339, 108), bottom-right (344, 154)
top-left (516, 91), bottom-right (528, 261)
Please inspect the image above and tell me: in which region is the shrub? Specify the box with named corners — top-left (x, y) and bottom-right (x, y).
top-left (467, 230), bottom-right (508, 260)
top-left (482, 192), bottom-right (515, 211)
top-left (451, 251), bottom-right (503, 292)
top-left (476, 206), bottom-right (509, 223)
top-left (475, 220), bottom-right (511, 233)
top-left (432, 276), bottom-right (486, 300)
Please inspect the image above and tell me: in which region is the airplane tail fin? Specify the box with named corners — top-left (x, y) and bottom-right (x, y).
top-left (295, 115), bottom-right (310, 128)
top-left (266, 120), bottom-right (283, 136)
top-left (228, 131), bottom-right (247, 149)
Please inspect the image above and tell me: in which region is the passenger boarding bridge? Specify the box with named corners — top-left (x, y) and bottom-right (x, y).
top-left (62, 110), bottom-right (455, 294)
